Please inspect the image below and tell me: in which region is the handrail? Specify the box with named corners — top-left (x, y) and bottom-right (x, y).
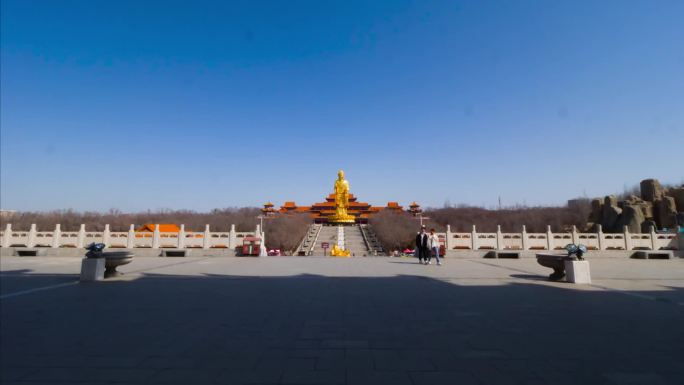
top-left (308, 224), bottom-right (322, 255)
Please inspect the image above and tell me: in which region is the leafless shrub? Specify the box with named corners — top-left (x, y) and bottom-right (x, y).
top-left (426, 202), bottom-right (590, 233)
top-left (369, 211), bottom-right (421, 252)
top-left (264, 214), bottom-right (310, 253)
top-left (2, 208), bottom-right (260, 232)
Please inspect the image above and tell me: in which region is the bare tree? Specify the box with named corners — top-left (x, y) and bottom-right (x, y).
top-left (426, 203), bottom-right (590, 233)
top-left (3, 208), bottom-right (260, 232)
top-left (369, 211), bottom-right (419, 252)
top-left (264, 214), bottom-right (310, 254)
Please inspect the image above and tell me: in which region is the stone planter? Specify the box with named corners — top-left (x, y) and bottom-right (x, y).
top-left (536, 253), bottom-right (575, 281)
top-left (102, 252), bottom-right (133, 278)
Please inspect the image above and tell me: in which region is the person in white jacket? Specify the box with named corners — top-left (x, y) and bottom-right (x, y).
top-left (427, 228), bottom-right (442, 265)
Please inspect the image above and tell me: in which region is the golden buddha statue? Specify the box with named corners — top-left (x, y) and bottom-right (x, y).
top-left (330, 244), bottom-right (351, 257)
top-left (329, 170), bottom-right (356, 224)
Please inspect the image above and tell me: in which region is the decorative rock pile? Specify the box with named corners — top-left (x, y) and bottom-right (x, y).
top-left (588, 179), bottom-right (684, 233)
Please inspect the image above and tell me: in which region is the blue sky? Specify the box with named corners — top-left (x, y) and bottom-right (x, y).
top-left (1, 0), bottom-right (682, 212)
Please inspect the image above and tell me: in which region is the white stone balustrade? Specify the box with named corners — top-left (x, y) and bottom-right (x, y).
top-left (0, 223), bottom-right (679, 251)
top-left (0, 223), bottom-right (258, 250)
top-left (439, 224), bottom-right (679, 251)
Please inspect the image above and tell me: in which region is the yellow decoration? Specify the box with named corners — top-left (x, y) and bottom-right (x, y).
top-left (329, 170), bottom-right (356, 224)
top-left (330, 244), bottom-right (351, 257)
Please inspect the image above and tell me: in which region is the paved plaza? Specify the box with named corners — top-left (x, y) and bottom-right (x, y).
top-left (1, 255), bottom-right (683, 385)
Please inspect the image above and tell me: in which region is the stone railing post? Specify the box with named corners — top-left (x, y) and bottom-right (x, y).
top-left (521, 225), bottom-right (528, 250)
top-left (649, 225), bottom-right (657, 250)
top-left (152, 224), bottom-right (160, 249)
top-left (178, 224), bottom-right (185, 249)
top-left (103, 224), bottom-right (111, 248)
top-left (678, 226), bottom-right (684, 251)
top-left (445, 224), bottom-right (452, 249)
top-left (127, 224), bottom-right (135, 248)
top-left (229, 224), bottom-right (236, 249)
top-left (623, 225), bottom-right (632, 251)
top-left (596, 224), bottom-right (604, 250)
top-left (77, 224), bottom-right (86, 248)
top-left (496, 225), bottom-right (503, 250)
top-left (471, 225), bottom-right (478, 250)
top-left (52, 224), bottom-right (61, 248)
top-left (27, 224), bottom-right (37, 248)
top-left (2, 223), bottom-right (11, 248)
top-left (203, 224), bottom-right (211, 249)
top-left (546, 225), bottom-right (553, 250)
top-left (571, 225), bottom-right (578, 245)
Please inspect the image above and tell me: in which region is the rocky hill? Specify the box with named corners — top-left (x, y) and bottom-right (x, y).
top-left (588, 179), bottom-right (684, 233)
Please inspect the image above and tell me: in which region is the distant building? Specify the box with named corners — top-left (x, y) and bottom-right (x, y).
top-left (136, 224), bottom-right (181, 232)
top-left (0, 210), bottom-right (17, 221)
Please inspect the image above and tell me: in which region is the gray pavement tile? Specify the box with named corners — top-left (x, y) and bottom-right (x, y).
top-left (346, 370), bottom-right (413, 385)
top-left (20, 367), bottom-right (86, 382)
top-left (137, 356), bottom-right (200, 369)
top-left (147, 368), bottom-right (222, 383)
top-left (202, 356), bottom-right (259, 370)
top-left (80, 367), bottom-right (158, 383)
top-left (20, 367), bottom-right (157, 383)
top-left (372, 349), bottom-right (434, 371)
top-left (471, 368), bottom-right (540, 385)
top-left (255, 358), bottom-right (315, 371)
top-left (2, 256), bottom-right (684, 385)
top-left (603, 371), bottom-right (680, 385)
top-left (0, 367), bottom-right (38, 381)
top-left (280, 370), bottom-right (345, 385)
top-left (320, 340), bottom-right (369, 349)
top-left (315, 350), bottom-right (374, 371)
top-left (410, 371), bottom-right (479, 385)
top-left (215, 369), bottom-right (282, 385)
top-left (287, 349), bottom-right (344, 360)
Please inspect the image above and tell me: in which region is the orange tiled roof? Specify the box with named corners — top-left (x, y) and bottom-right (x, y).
top-left (137, 224), bottom-right (181, 232)
top-left (277, 195), bottom-right (416, 223)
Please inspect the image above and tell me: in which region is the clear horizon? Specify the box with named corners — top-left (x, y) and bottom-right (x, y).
top-left (2, 0), bottom-right (683, 212)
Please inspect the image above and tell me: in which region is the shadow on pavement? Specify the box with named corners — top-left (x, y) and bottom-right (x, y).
top-left (1, 269), bottom-right (683, 385)
top-left (508, 274), bottom-right (550, 282)
top-left (0, 269), bottom-right (79, 296)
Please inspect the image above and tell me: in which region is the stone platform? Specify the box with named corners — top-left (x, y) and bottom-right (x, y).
top-left (1, 256), bottom-right (683, 385)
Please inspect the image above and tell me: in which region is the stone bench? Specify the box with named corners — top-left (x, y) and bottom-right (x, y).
top-left (485, 251), bottom-right (521, 259)
top-left (14, 248), bottom-right (48, 257)
top-left (162, 249), bottom-right (188, 257)
top-left (631, 250), bottom-right (674, 260)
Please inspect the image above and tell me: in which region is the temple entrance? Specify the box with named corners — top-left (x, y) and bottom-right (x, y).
top-left (265, 169), bottom-right (414, 256)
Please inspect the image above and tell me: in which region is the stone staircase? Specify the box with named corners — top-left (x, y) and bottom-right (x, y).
top-left (312, 225), bottom-right (339, 255)
top-left (360, 224), bottom-right (385, 255)
top-left (296, 224), bottom-right (322, 256)
top-left (343, 225), bottom-right (368, 256)
top-left (298, 224), bottom-right (385, 256)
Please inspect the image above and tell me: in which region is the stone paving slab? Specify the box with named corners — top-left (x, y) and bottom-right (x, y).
top-left (1, 256), bottom-right (683, 384)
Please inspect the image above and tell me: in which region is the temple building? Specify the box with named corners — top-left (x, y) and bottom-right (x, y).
top-left (408, 202), bottom-right (423, 216)
top-left (260, 202), bottom-right (277, 217)
top-left (270, 195), bottom-right (405, 223)
top-left (266, 170), bottom-right (416, 224)
top-left (272, 195), bottom-right (404, 224)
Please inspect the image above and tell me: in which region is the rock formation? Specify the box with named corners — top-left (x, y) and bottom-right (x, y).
top-left (587, 178), bottom-right (683, 233)
top-left (640, 179), bottom-right (664, 201)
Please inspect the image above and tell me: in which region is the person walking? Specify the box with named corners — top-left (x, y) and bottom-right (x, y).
top-left (415, 225), bottom-right (429, 264)
top-left (427, 228), bottom-right (442, 265)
